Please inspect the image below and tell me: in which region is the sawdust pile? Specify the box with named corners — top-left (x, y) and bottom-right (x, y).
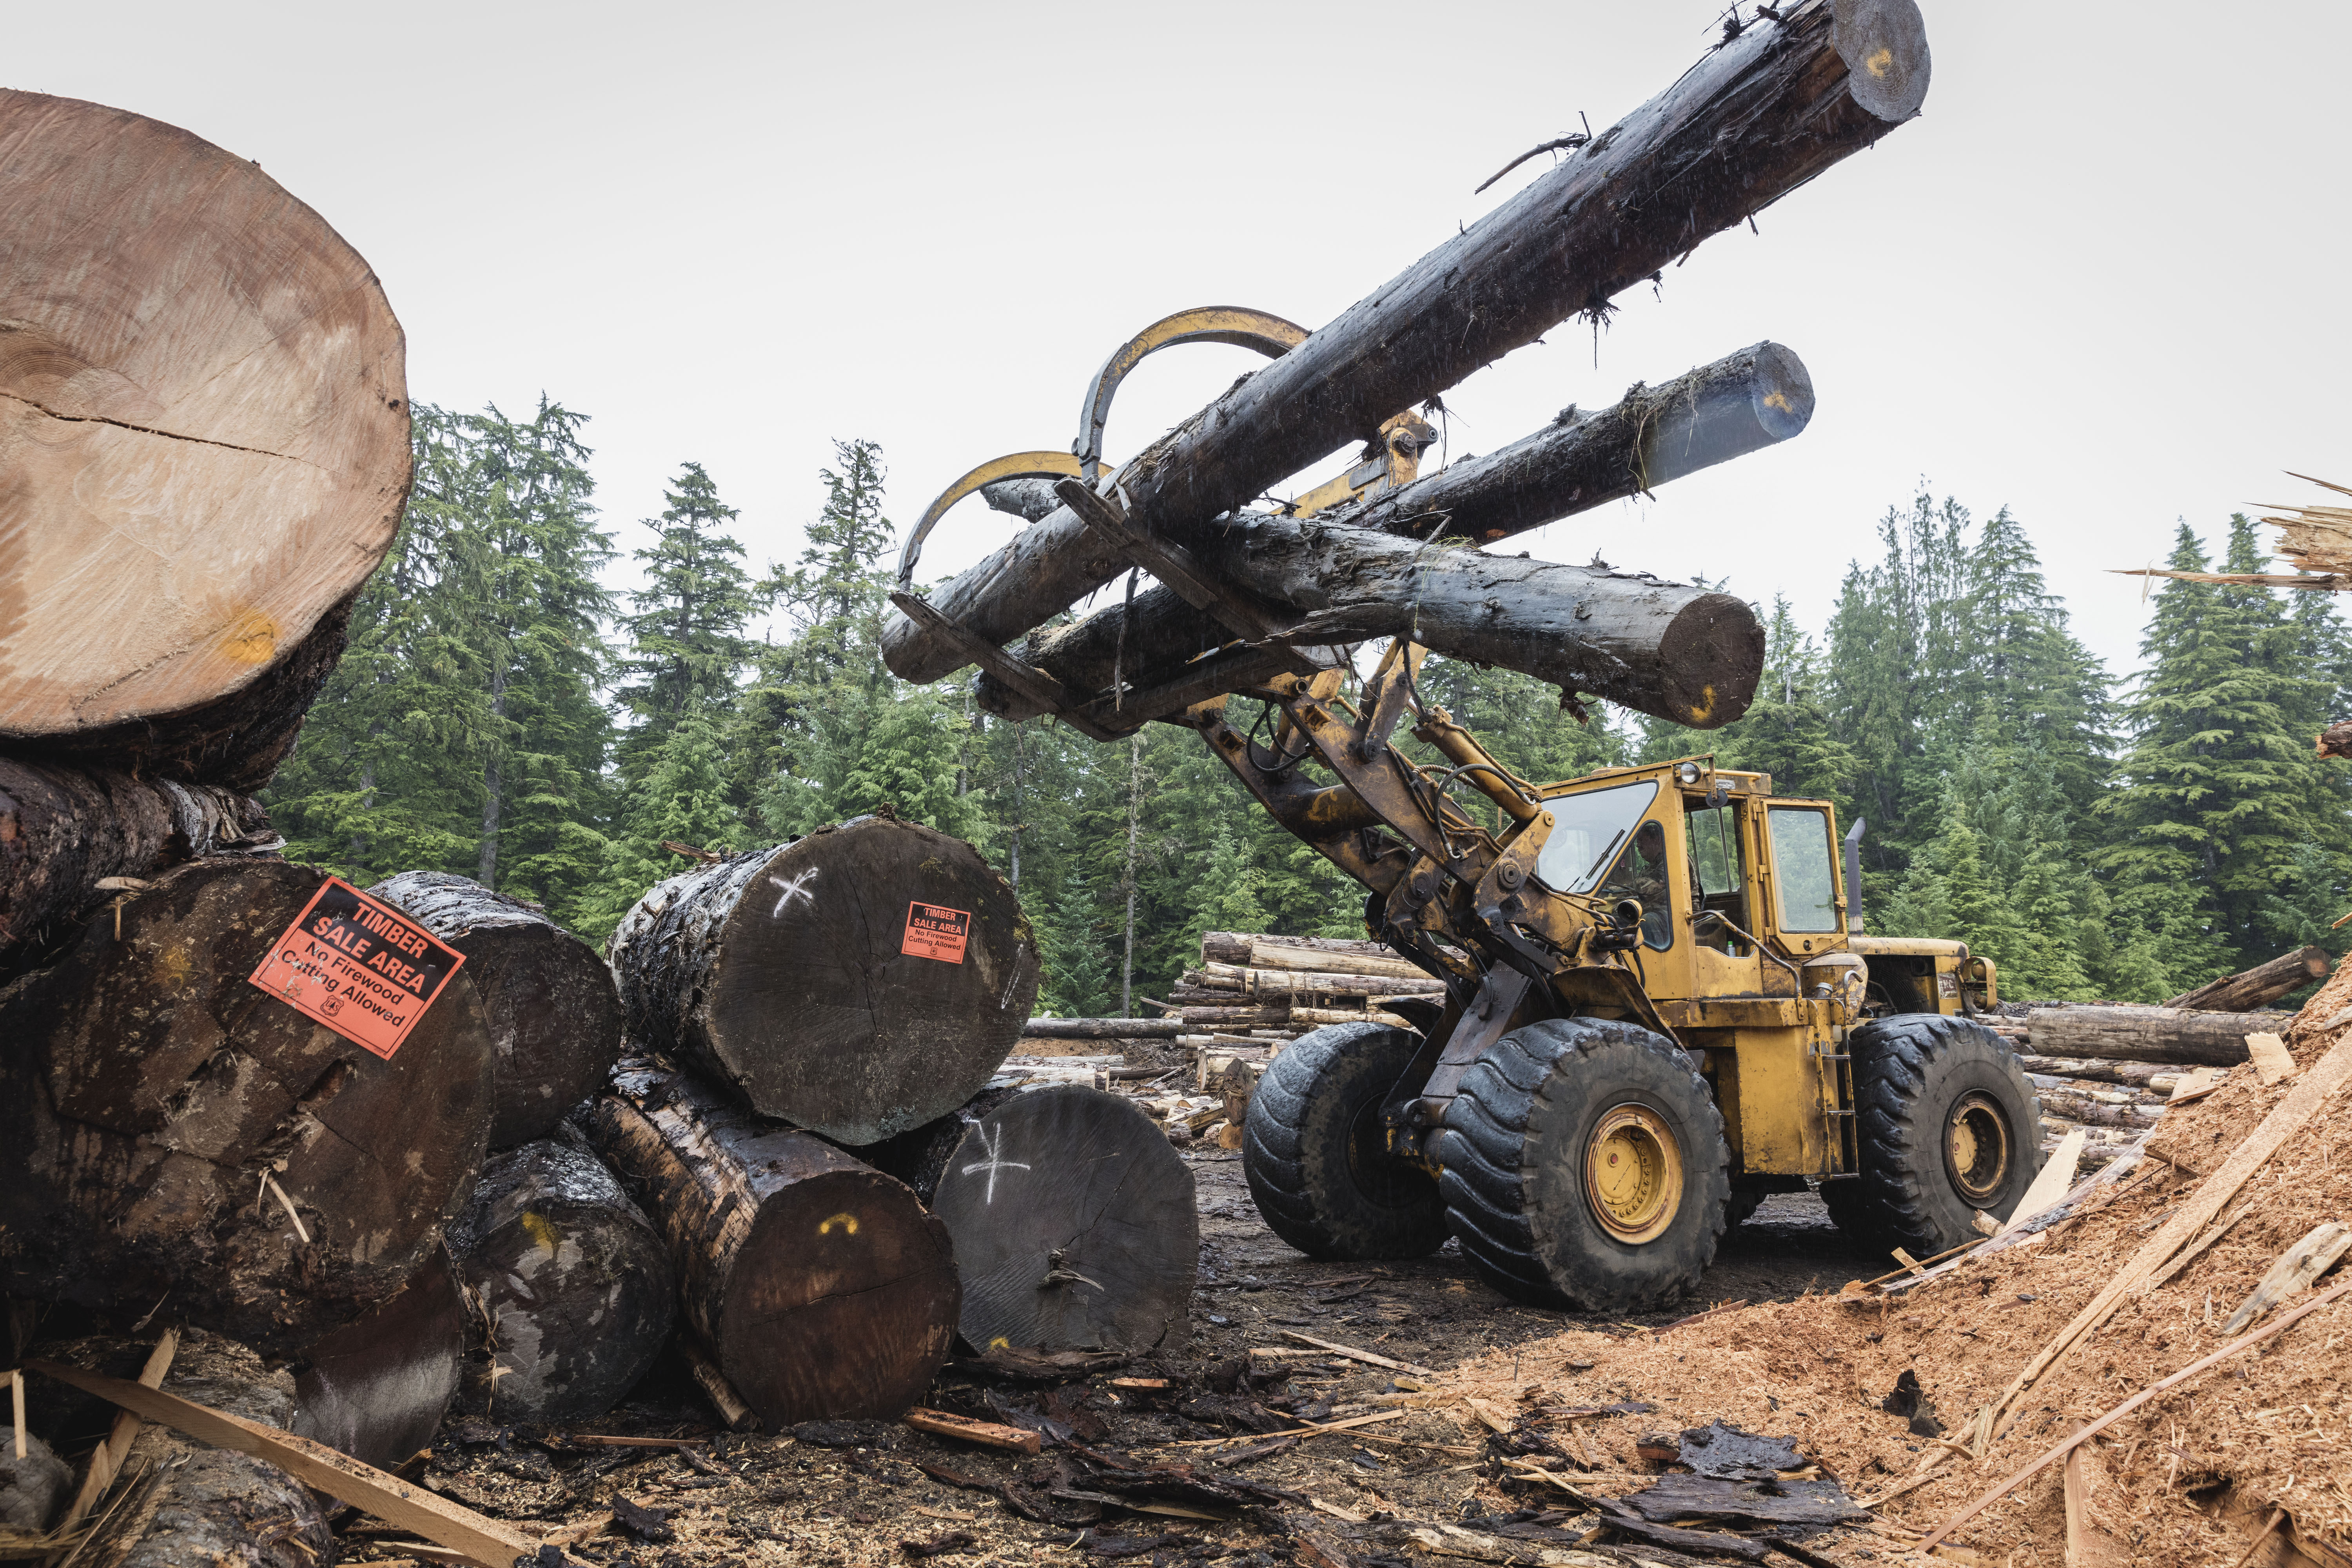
top-left (1429, 964), bottom-right (2352, 1566)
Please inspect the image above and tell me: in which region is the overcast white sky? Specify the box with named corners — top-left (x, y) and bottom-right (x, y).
top-left (17, 2), bottom-right (2347, 683)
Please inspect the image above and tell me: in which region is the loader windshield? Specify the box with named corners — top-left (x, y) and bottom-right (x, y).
top-left (1533, 780), bottom-right (1658, 894)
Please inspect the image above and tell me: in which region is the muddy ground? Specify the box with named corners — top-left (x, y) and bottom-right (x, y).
top-left (355, 1152), bottom-right (1899, 1568)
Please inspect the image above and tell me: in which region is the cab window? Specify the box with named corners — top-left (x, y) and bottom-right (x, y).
top-left (1533, 780), bottom-right (1659, 894)
top-left (1685, 802), bottom-right (1749, 951)
top-left (1767, 807), bottom-right (1840, 932)
top-left (1592, 818), bottom-right (1673, 950)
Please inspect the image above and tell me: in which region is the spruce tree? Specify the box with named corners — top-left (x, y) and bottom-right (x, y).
top-left (613, 462), bottom-right (756, 787)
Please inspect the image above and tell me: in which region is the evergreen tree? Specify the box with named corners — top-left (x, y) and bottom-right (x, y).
top-left (1038, 869), bottom-right (1115, 1018)
top-left (614, 463), bottom-right (755, 786)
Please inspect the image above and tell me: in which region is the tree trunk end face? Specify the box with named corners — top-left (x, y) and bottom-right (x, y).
top-left (1654, 592), bottom-right (1770, 729)
top-left (290, 1246), bottom-right (466, 1470)
top-left (448, 1139), bottom-right (677, 1424)
top-left (614, 817), bottom-right (1038, 1143)
top-left (583, 1071), bottom-right (960, 1426)
top-left (0, 858), bottom-right (494, 1357)
top-left (852, 1086), bottom-right (1023, 1206)
top-left (369, 872), bottom-right (624, 1149)
top-left (1830, 0), bottom-right (1931, 122)
top-left (723, 1168), bottom-right (961, 1423)
top-left (0, 90), bottom-right (409, 773)
top-left (929, 1086), bottom-right (1197, 1354)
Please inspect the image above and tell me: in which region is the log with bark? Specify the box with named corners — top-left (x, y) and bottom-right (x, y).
top-left (885, 0), bottom-right (1926, 684)
top-left (583, 1065), bottom-right (959, 1426)
top-left (977, 344), bottom-right (1811, 724)
top-left (45, 1329), bottom-right (336, 1568)
top-left (1195, 961), bottom-right (1443, 1000)
top-left (889, 1086), bottom-right (1197, 1354)
top-left (1019, 1018), bottom-right (1183, 1039)
top-left (2015, 1056), bottom-right (2193, 1091)
top-left (0, 757), bottom-right (276, 966)
top-left (609, 814), bottom-right (1038, 1143)
top-left (2164, 946), bottom-right (2333, 1013)
top-left (1200, 932), bottom-right (1386, 966)
top-left (978, 514), bottom-right (1764, 731)
top-left (370, 871), bottom-right (624, 1148)
top-left (0, 858), bottom-right (494, 1357)
top-left (0, 91), bottom-right (410, 791)
top-left (289, 1247), bottom-right (465, 1470)
top-left (446, 1136), bottom-right (677, 1423)
top-left (2024, 1007), bottom-right (2294, 1068)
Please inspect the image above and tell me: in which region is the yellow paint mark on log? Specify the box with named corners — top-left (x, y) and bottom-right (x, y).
top-left (820, 1212), bottom-right (858, 1236)
top-left (1865, 46), bottom-right (1893, 78)
top-left (217, 610), bottom-right (280, 666)
top-left (521, 1211), bottom-right (560, 1255)
top-left (156, 945), bottom-right (191, 988)
top-left (1763, 391), bottom-right (1794, 413)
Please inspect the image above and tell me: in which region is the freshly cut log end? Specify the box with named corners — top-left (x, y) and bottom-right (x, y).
top-left (609, 814), bottom-right (1039, 1143)
top-left (369, 871), bottom-right (624, 1148)
top-left (290, 1246), bottom-right (465, 1470)
top-left (0, 755), bottom-right (271, 966)
top-left (0, 91), bottom-right (410, 786)
top-left (584, 1066), bottom-right (960, 1426)
top-left (1830, 0), bottom-right (1932, 122)
top-left (925, 1085), bottom-right (1197, 1354)
top-left (0, 858), bottom-right (494, 1357)
top-left (60, 1329), bottom-right (336, 1568)
top-left (447, 1137), bottom-right (677, 1424)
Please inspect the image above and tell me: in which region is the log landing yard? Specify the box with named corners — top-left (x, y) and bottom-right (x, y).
top-left (2, 6), bottom-right (2347, 1568)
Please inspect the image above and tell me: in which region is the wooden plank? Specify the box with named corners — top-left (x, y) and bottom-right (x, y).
top-left (27, 1359), bottom-right (537, 1568)
top-left (2220, 1221), bottom-right (2352, 1335)
top-left (902, 1407), bottom-right (1042, 1455)
top-left (53, 1328), bottom-right (177, 1534)
top-left (1274, 1329), bottom-right (1434, 1376)
top-left (2245, 1031), bottom-right (2298, 1085)
top-left (2002, 1128), bottom-right (2087, 1235)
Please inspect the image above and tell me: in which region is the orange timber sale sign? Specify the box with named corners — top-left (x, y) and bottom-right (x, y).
top-left (247, 878), bottom-right (466, 1060)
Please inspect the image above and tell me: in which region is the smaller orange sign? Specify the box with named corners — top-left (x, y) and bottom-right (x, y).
top-left (903, 900), bottom-right (971, 964)
top-left (247, 878), bottom-right (466, 1060)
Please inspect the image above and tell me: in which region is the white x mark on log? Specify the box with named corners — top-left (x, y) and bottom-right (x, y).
top-left (768, 867), bottom-right (820, 917)
top-left (959, 1122), bottom-right (1031, 1204)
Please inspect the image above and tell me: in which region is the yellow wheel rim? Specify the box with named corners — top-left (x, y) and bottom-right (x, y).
top-left (1945, 1092), bottom-right (2013, 1205)
top-left (1583, 1104), bottom-right (1685, 1245)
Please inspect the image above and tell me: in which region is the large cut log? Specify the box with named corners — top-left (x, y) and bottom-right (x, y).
top-left (446, 1136), bottom-right (676, 1423)
top-left (0, 757), bottom-right (276, 964)
top-left (0, 92), bottom-right (410, 791)
top-left (993, 515), bottom-right (1762, 729)
top-left (610, 814), bottom-right (1038, 1143)
top-left (1200, 931), bottom-right (1384, 966)
top-left (885, 0), bottom-right (1926, 684)
top-left (47, 1330), bottom-right (336, 1568)
top-left (583, 1065), bottom-right (959, 1426)
top-left (2165, 947), bottom-right (2332, 1012)
top-left (2024, 1007), bottom-right (2293, 1068)
top-left (290, 1247), bottom-right (465, 1470)
top-left (978, 343), bottom-right (1811, 723)
top-left (1197, 961), bottom-right (1444, 999)
top-left (0, 858), bottom-right (494, 1357)
top-left (370, 871), bottom-right (623, 1148)
top-left (1020, 1017), bottom-right (1183, 1039)
top-left (874, 1086), bottom-right (1197, 1354)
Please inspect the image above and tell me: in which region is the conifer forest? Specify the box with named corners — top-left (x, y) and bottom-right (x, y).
top-left (263, 403), bottom-right (2352, 1014)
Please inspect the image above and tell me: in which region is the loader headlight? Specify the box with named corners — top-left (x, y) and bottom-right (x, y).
top-left (1674, 761), bottom-right (1703, 786)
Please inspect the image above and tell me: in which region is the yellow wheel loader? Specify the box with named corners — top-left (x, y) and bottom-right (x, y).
top-left (1198, 642), bottom-right (2040, 1312)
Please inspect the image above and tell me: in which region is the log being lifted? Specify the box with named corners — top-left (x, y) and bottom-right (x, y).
top-left (886, 1), bottom-right (1926, 685)
top-left (866, 1086), bottom-right (1197, 1354)
top-left (0, 92), bottom-right (410, 791)
top-left (584, 1065), bottom-right (958, 1426)
top-left (997, 516), bottom-right (1762, 728)
top-left (2164, 946), bottom-right (2333, 1013)
top-left (0, 756), bottom-right (276, 965)
top-left (0, 858), bottom-right (494, 1357)
top-left (978, 343), bottom-right (1810, 725)
top-left (43, 1329), bottom-right (336, 1568)
top-left (2024, 1006), bottom-right (2294, 1068)
top-left (610, 814), bottom-right (1038, 1143)
top-left (446, 1136), bottom-right (676, 1423)
top-left (370, 871), bottom-right (624, 1148)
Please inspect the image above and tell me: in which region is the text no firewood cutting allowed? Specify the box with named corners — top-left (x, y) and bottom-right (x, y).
top-left (903, 900), bottom-right (972, 963)
top-left (247, 878), bottom-right (466, 1060)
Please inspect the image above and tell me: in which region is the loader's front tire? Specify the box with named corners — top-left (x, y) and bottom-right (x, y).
top-left (1820, 1013), bottom-right (2044, 1259)
top-left (1433, 1017), bottom-right (1730, 1312)
top-left (1242, 1023), bottom-right (1448, 1261)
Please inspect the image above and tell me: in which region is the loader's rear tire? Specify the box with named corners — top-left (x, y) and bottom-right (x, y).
top-left (1434, 1017), bottom-right (1729, 1312)
top-left (1820, 1013), bottom-right (2044, 1259)
top-left (1242, 1023), bottom-right (1448, 1261)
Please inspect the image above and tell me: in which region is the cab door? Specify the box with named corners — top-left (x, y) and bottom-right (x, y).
top-left (1757, 800), bottom-right (1847, 959)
